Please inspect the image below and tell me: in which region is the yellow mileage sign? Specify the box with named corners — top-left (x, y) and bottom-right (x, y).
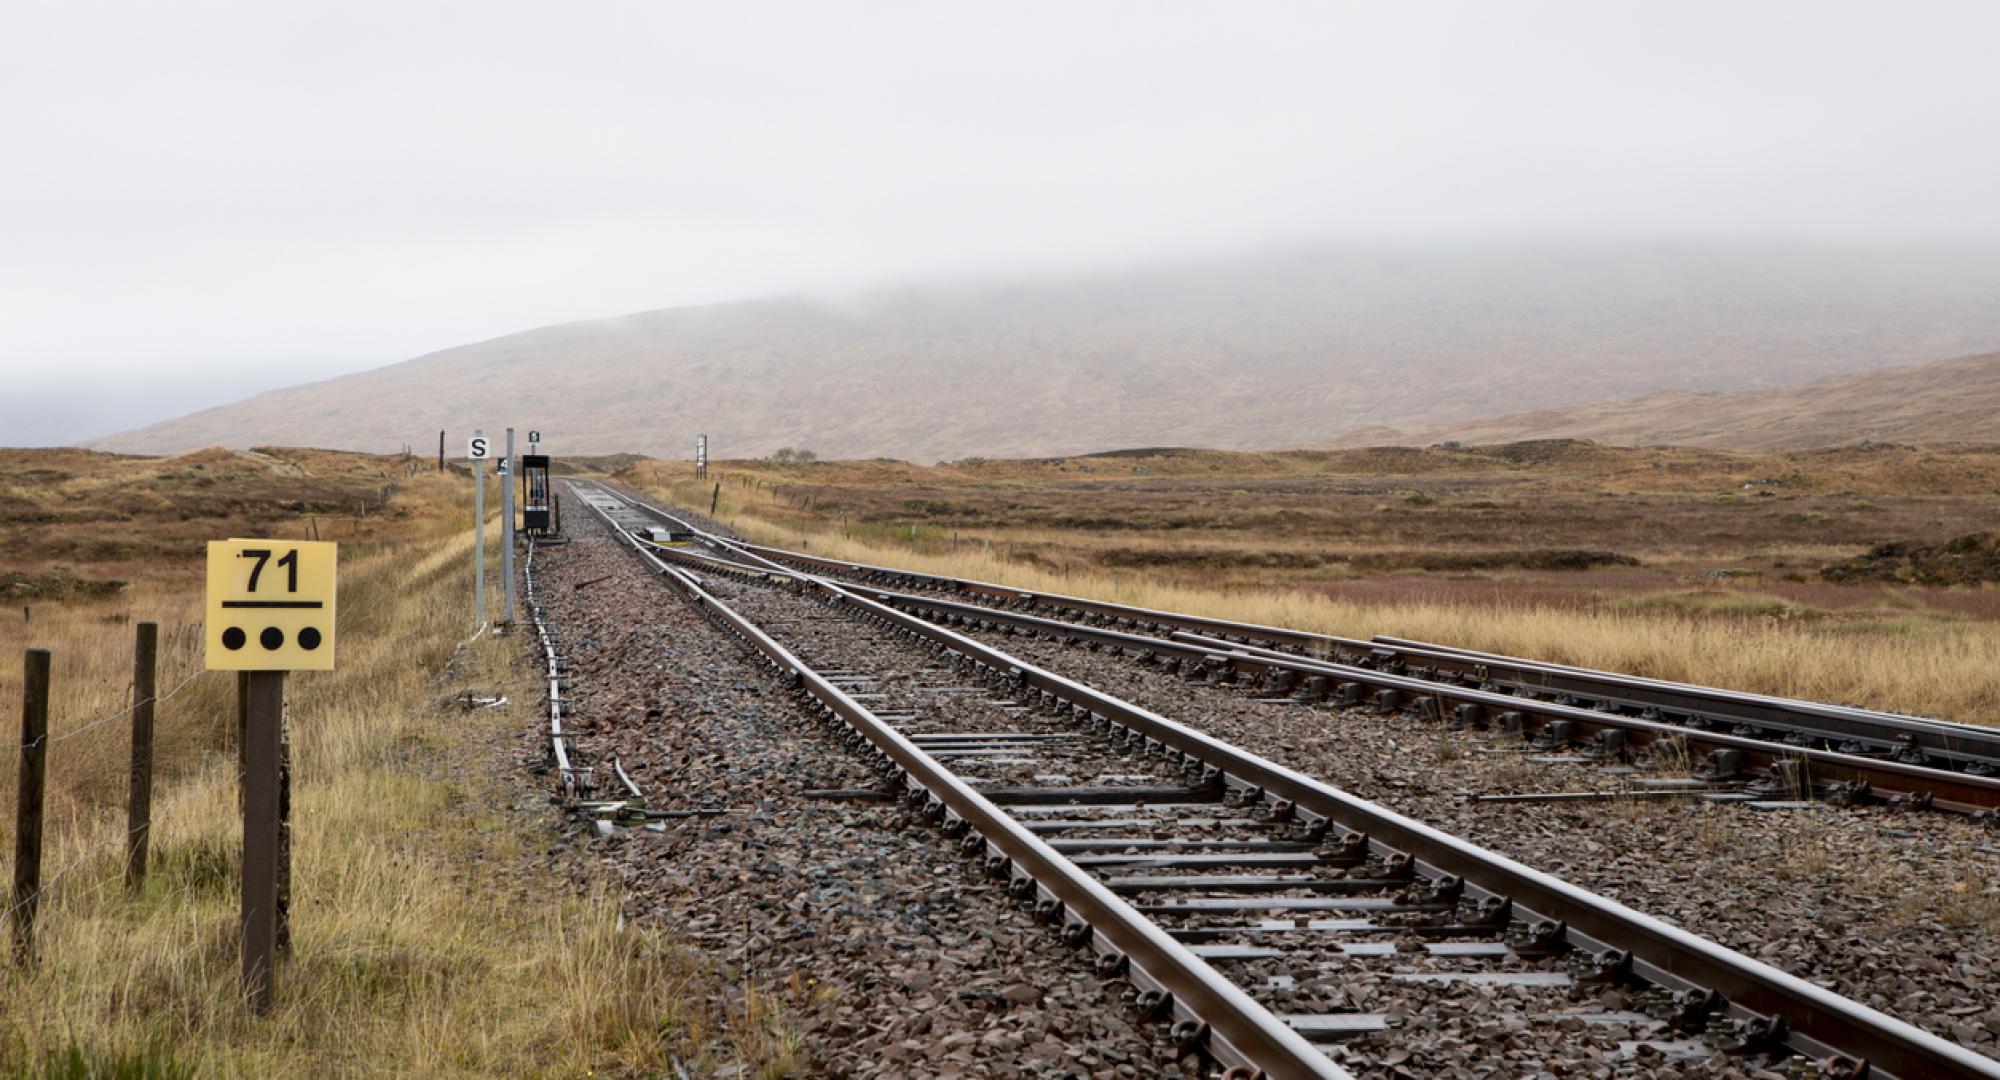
top-left (205, 540), bottom-right (338, 671)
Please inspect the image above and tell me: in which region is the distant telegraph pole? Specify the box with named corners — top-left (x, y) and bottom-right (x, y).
top-left (437, 431), bottom-right (444, 473)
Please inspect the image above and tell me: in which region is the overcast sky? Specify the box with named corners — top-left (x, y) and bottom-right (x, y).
top-left (7, 1), bottom-right (2000, 445)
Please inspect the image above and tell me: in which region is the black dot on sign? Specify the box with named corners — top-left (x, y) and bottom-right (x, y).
top-left (222, 627), bottom-right (246, 650)
top-left (260, 627), bottom-right (284, 650)
top-left (298, 626), bottom-right (322, 651)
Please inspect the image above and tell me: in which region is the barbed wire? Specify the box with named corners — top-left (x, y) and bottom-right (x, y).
top-left (4, 667), bottom-right (213, 845)
top-left (34, 666), bottom-right (212, 749)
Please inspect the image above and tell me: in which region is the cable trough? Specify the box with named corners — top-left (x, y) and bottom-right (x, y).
top-left (566, 481), bottom-right (2000, 1080)
top-left (522, 541), bottom-right (584, 800)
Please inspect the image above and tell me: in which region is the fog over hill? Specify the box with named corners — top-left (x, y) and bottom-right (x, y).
top-left (1330, 349), bottom-right (2000, 450)
top-left (91, 245), bottom-right (2000, 460)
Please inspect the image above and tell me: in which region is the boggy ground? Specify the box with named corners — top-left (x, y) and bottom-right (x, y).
top-left (533, 512), bottom-right (1189, 1079)
top-left (613, 446), bottom-right (2000, 726)
top-left (621, 440), bottom-right (2000, 621)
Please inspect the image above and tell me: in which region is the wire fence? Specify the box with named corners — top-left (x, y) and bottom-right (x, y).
top-left (43, 666), bottom-right (209, 748)
top-left (6, 643), bottom-right (218, 948)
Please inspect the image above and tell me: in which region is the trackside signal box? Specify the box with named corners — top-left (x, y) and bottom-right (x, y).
top-left (205, 540), bottom-right (338, 671)
top-left (520, 453), bottom-right (552, 533)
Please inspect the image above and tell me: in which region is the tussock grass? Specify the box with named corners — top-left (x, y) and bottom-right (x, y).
top-left (2, 470), bottom-right (795, 1077)
top-left (646, 475), bottom-right (2000, 725)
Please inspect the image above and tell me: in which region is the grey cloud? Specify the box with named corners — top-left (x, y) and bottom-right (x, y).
top-left (5, 1), bottom-right (2000, 443)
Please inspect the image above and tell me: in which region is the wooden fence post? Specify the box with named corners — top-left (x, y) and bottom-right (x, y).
top-left (125, 622), bottom-right (157, 893)
top-left (12, 648), bottom-right (50, 964)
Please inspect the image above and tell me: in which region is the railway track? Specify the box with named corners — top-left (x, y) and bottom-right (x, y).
top-left (581, 483), bottom-right (2000, 817)
top-left (559, 480), bottom-right (2000, 1079)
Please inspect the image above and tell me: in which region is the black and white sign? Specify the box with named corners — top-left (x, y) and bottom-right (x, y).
top-left (495, 456), bottom-right (510, 474)
top-left (467, 435), bottom-right (490, 460)
top-left (527, 430), bottom-right (541, 445)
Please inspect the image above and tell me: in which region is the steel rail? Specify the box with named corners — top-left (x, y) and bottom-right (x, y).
top-left (569, 484), bottom-right (1349, 1079)
top-left (1189, 631), bottom-right (2000, 776)
top-left (840, 583), bottom-right (2000, 812)
top-left (609, 498), bottom-right (2000, 815)
top-left (648, 532), bottom-right (2000, 811)
top-left (590, 484), bottom-right (2000, 785)
top-left (1369, 634), bottom-right (2000, 757)
top-left (1204, 632), bottom-right (2000, 769)
top-left (752, 537), bottom-right (2000, 765)
top-left (584, 483), bottom-right (2000, 1079)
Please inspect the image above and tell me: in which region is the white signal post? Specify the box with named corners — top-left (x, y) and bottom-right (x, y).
top-left (500, 428), bottom-right (516, 628)
top-left (467, 430), bottom-right (490, 627)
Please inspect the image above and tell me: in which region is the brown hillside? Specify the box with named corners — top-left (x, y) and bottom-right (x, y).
top-left (1338, 351), bottom-right (2000, 450)
top-left (90, 246), bottom-right (2000, 461)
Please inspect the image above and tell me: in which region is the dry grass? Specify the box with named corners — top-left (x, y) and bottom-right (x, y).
top-left (631, 472), bottom-right (2000, 725)
top-left (1934, 872), bottom-right (2000, 932)
top-left (0, 460), bottom-right (797, 1077)
top-left (625, 442), bottom-right (2000, 636)
top-left (1612, 590), bottom-right (1819, 620)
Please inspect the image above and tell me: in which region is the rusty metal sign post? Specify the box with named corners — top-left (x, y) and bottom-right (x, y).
top-left (206, 539), bottom-right (336, 1013)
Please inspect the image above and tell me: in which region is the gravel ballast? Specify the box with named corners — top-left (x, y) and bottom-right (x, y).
top-left (903, 594), bottom-right (2000, 1067)
top-left (544, 487), bottom-right (2000, 1075)
top-left (529, 513), bottom-right (1188, 1079)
